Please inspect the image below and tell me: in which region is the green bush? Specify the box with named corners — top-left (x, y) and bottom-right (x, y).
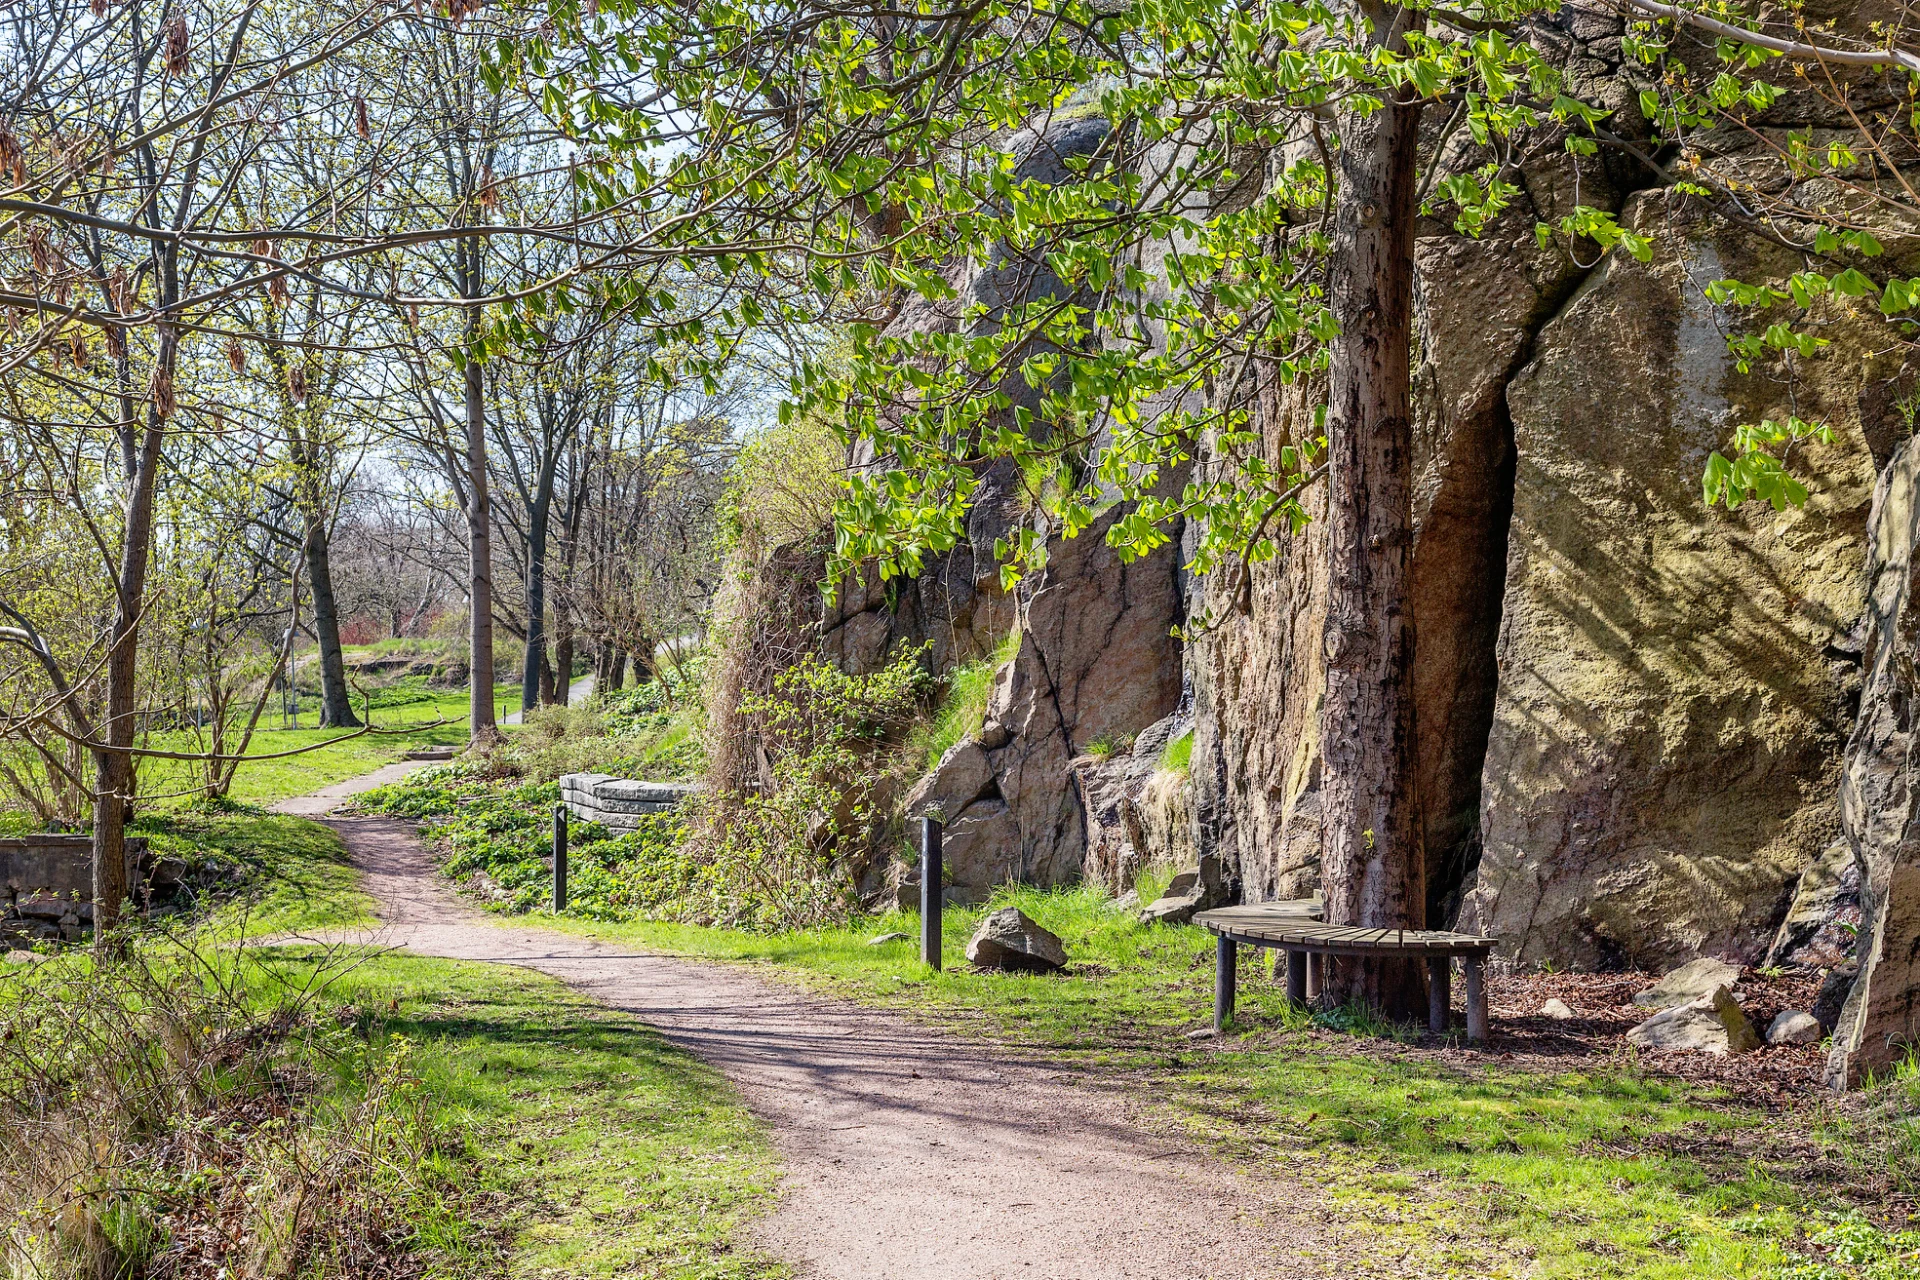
top-left (695, 646), bottom-right (931, 927)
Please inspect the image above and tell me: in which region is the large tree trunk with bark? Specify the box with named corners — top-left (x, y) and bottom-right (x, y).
top-left (1317, 0), bottom-right (1427, 1018)
top-left (304, 511), bottom-right (361, 728)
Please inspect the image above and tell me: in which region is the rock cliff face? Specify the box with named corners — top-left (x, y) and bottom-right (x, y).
top-left (1828, 440), bottom-right (1920, 1087)
top-left (860, 115), bottom-right (1189, 897)
top-left (864, 9), bottom-right (1919, 1036)
top-left (907, 503), bottom-right (1185, 895)
top-left (1184, 12), bottom-right (1909, 988)
top-left (1460, 196), bottom-right (1885, 970)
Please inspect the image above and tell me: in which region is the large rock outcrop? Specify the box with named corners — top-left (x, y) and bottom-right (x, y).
top-left (907, 504), bottom-right (1185, 895)
top-left (1828, 439), bottom-right (1920, 1087)
top-left (1185, 7), bottom-right (1909, 985)
top-left (1189, 32), bottom-right (1625, 914)
top-left (1459, 194), bottom-right (1886, 970)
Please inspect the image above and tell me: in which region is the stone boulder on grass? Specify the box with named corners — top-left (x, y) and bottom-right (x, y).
top-left (965, 908), bottom-right (1068, 973)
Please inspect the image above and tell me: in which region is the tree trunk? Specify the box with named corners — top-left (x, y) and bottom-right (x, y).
top-left (608, 649), bottom-right (626, 691)
top-left (553, 624), bottom-right (574, 704)
top-left (95, 394), bottom-right (169, 952)
top-left (465, 336), bottom-right (498, 741)
top-left (1317, 0), bottom-right (1426, 1019)
top-left (304, 511), bottom-right (362, 728)
top-left (521, 488), bottom-right (551, 714)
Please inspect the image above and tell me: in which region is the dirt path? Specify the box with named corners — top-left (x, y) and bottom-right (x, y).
top-left (272, 760), bottom-right (431, 817)
top-left (298, 802), bottom-right (1347, 1278)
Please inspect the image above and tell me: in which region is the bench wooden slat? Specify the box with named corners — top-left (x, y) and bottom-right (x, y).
top-left (1193, 913), bottom-right (1495, 954)
top-left (1201, 909), bottom-right (1497, 1044)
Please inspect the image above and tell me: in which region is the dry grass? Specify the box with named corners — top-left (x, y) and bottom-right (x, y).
top-left (0, 939), bottom-right (450, 1280)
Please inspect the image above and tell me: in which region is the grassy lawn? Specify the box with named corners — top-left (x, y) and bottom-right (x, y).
top-left (2, 811), bottom-right (784, 1280)
top-left (227, 816), bottom-right (785, 1277)
top-left (134, 684), bottom-right (517, 809)
top-left (148, 807), bottom-right (377, 937)
top-left (239, 947), bottom-right (786, 1279)
top-left (485, 882), bottom-right (1893, 1280)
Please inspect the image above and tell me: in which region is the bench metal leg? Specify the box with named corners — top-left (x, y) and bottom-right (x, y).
top-left (1286, 948), bottom-right (1308, 1007)
top-left (1305, 950), bottom-right (1323, 1001)
top-left (1214, 936), bottom-right (1238, 1031)
top-left (1464, 956), bottom-right (1488, 1045)
top-left (1427, 956), bottom-right (1451, 1033)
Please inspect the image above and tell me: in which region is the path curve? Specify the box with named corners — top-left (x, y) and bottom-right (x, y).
top-left (290, 803), bottom-right (1343, 1278)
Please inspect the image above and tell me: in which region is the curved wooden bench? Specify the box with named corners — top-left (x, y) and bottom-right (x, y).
top-left (1193, 907), bottom-right (1496, 1042)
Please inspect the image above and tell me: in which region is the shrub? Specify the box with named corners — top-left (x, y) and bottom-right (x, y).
top-left (692, 646), bottom-right (931, 926)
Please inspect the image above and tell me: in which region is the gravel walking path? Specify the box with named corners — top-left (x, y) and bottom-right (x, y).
top-left (278, 785), bottom-right (1349, 1279)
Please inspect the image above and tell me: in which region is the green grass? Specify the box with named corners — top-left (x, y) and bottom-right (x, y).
top-left (35, 808), bottom-right (786, 1279)
top-left (134, 686), bottom-right (515, 809)
top-left (488, 881), bottom-right (1874, 1280)
top-left (136, 806), bottom-right (376, 937)
top-left (910, 632), bottom-right (1017, 773)
top-left (1160, 728), bottom-right (1193, 773)
top-left (238, 947), bottom-right (785, 1279)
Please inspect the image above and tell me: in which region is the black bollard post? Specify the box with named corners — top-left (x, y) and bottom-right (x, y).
top-left (552, 803), bottom-right (569, 913)
top-left (920, 815), bottom-right (942, 970)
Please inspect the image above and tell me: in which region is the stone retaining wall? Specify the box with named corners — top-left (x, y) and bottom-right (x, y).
top-left (559, 774), bottom-right (699, 833)
top-left (2, 834), bottom-right (151, 943)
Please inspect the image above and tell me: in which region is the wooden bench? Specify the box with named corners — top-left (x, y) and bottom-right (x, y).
top-left (1193, 903), bottom-right (1497, 1042)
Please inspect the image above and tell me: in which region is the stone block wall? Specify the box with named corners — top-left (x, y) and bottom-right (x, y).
top-left (2, 834), bottom-right (150, 944)
top-left (559, 774), bottom-right (699, 832)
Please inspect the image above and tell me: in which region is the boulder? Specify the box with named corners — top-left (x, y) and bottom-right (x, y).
top-left (1077, 740), bottom-right (1203, 897)
top-left (1767, 1010), bottom-right (1824, 1046)
top-left (1541, 998), bottom-right (1576, 1020)
top-left (1138, 893), bottom-right (1203, 927)
top-left (1163, 868), bottom-right (1201, 898)
top-left (965, 907), bottom-right (1068, 973)
top-left (906, 740), bottom-right (995, 823)
top-left (1766, 839), bottom-right (1862, 968)
top-left (936, 798), bottom-right (1022, 890)
top-left (1627, 986), bottom-right (1761, 1056)
top-left (4, 949), bottom-right (45, 965)
top-left (1633, 958), bottom-right (1743, 1010)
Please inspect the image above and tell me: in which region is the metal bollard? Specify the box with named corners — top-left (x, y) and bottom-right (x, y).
top-left (920, 815), bottom-right (942, 970)
top-left (552, 803), bottom-right (569, 913)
